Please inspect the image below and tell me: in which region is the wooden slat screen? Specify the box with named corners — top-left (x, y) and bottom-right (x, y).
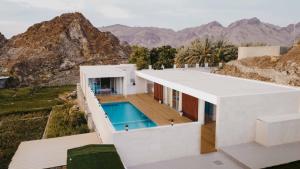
top-left (182, 93), bottom-right (198, 121)
top-left (154, 83), bottom-right (163, 101)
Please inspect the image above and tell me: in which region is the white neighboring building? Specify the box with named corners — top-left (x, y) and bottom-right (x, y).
top-left (238, 46), bottom-right (288, 59)
top-left (79, 64), bottom-right (300, 167)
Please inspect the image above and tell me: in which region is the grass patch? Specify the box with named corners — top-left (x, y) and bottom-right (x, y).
top-left (67, 145), bottom-right (125, 169)
top-left (0, 85), bottom-right (75, 115)
top-left (265, 160), bottom-right (300, 169)
top-left (0, 111), bottom-right (49, 169)
top-left (46, 104), bottom-right (89, 138)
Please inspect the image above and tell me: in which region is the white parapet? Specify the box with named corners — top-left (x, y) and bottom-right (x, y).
top-left (113, 122), bottom-right (201, 167)
top-left (256, 113), bottom-right (300, 146)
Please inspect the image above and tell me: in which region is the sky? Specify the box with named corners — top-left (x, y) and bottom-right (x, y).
top-left (0, 0), bottom-right (300, 38)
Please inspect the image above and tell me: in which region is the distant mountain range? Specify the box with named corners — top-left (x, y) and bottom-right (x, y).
top-left (99, 18), bottom-right (300, 48)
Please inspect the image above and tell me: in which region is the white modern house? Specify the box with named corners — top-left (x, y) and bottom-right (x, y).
top-left (79, 64), bottom-right (300, 167)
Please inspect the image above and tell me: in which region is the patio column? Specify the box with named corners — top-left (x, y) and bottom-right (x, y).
top-left (198, 99), bottom-right (205, 125)
top-left (178, 92), bottom-right (182, 111)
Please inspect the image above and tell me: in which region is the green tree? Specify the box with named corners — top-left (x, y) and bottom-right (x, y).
top-left (152, 45), bottom-right (176, 69)
top-left (129, 46), bottom-right (150, 70)
top-left (149, 48), bottom-right (159, 66)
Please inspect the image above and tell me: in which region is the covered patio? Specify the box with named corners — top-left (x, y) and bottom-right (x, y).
top-left (98, 94), bottom-right (192, 126)
top-left (89, 77), bottom-right (123, 95)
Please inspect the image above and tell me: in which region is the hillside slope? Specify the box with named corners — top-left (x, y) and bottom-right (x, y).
top-left (0, 32), bottom-right (7, 48)
top-left (0, 13), bottom-right (130, 86)
top-left (216, 44), bottom-right (300, 86)
top-left (99, 18), bottom-right (300, 48)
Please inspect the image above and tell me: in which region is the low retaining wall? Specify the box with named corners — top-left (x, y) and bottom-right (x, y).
top-left (256, 113), bottom-right (300, 146)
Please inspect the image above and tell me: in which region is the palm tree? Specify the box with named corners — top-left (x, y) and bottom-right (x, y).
top-left (175, 39), bottom-right (237, 67)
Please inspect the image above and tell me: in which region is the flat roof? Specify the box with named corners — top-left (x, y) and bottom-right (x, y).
top-left (9, 133), bottom-right (101, 169)
top-left (137, 68), bottom-right (298, 103)
top-left (80, 65), bottom-right (126, 78)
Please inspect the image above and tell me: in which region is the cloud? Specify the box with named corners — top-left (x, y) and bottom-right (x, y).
top-left (8, 0), bottom-right (85, 11)
top-left (98, 5), bottom-right (130, 18)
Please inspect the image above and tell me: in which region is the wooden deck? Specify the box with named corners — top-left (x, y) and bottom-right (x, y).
top-left (97, 94), bottom-right (192, 126)
top-left (201, 122), bottom-right (217, 154)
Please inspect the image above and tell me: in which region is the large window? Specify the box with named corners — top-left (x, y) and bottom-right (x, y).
top-left (89, 78), bottom-right (121, 95)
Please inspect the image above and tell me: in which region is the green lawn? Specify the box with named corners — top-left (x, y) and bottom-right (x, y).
top-left (0, 86), bottom-right (75, 115)
top-left (67, 145), bottom-right (125, 169)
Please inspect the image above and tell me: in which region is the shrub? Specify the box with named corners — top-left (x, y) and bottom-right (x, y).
top-left (46, 104), bottom-right (89, 138)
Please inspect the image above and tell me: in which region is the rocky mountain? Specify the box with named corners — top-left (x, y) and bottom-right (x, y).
top-left (216, 44), bottom-right (300, 86)
top-left (0, 32), bottom-right (7, 48)
top-left (0, 12), bottom-right (130, 86)
top-left (99, 18), bottom-right (300, 48)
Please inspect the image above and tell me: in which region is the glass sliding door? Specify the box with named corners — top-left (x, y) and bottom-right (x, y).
top-left (172, 90), bottom-right (179, 111)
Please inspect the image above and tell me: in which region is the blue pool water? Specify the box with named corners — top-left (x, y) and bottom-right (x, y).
top-left (101, 102), bottom-right (157, 131)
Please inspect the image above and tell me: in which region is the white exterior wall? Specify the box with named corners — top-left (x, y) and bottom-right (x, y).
top-left (113, 122), bottom-right (201, 167)
top-left (217, 91), bottom-right (300, 148)
top-left (256, 113), bottom-right (300, 146)
top-left (85, 86), bottom-right (114, 143)
top-left (134, 76), bottom-right (147, 94)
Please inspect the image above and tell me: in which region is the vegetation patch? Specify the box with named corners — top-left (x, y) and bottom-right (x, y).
top-left (0, 111), bottom-right (49, 169)
top-left (67, 144), bottom-right (125, 169)
top-left (46, 104), bottom-right (89, 138)
top-left (0, 85), bottom-right (75, 115)
top-left (128, 39), bottom-right (238, 70)
top-left (129, 45), bottom-right (176, 70)
top-left (0, 85), bottom-right (76, 169)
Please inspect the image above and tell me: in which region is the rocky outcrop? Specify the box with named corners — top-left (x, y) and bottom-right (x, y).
top-left (0, 12), bottom-right (130, 86)
top-left (0, 32), bottom-right (7, 48)
top-left (99, 18), bottom-right (300, 48)
top-left (216, 44), bottom-right (300, 86)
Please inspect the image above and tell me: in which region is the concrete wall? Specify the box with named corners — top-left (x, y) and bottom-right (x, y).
top-left (113, 122), bottom-right (201, 167)
top-left (256, 113), bottom-right (300, 146)
top-left (217, 91), bottom-right (300, 148)
top-left (85, 86), bottom-right (114, 143)
top-left (238, 46), bottom-right (288, 60)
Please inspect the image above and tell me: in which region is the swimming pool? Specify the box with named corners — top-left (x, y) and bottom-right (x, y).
top-left (101, 102), bottom-right (157, 131)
